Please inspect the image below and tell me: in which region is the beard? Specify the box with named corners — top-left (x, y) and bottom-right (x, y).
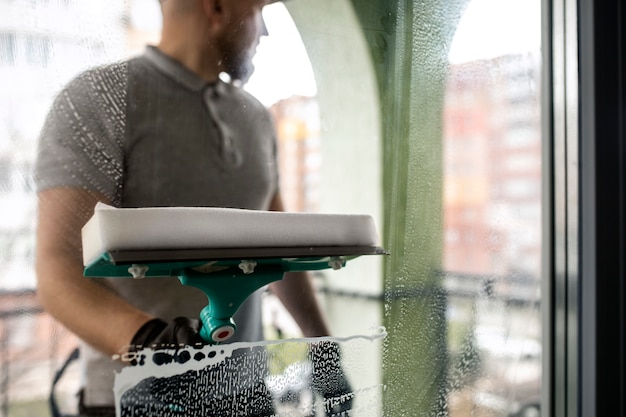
top-left (224, 54), bottom-right (255, 84)
top-left (218, 35), bottom-right (257, 84)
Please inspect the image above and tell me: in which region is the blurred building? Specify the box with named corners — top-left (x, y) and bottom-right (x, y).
top-left (443, 53), bottom-right (542, 280)
top-left (270, 95), bottom-right (321, 213)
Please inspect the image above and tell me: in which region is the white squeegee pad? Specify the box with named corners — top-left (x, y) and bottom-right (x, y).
top-left (82, 203), bottom-right (380, 266)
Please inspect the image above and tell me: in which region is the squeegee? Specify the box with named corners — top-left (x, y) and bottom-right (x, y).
top-left (82, 203), bottom-right (387, 344)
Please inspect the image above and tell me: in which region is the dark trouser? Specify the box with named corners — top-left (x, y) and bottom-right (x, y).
top-left (78, 405), bottom-right (115, 417)
top-left (78, 390), bottom-right (115, 417)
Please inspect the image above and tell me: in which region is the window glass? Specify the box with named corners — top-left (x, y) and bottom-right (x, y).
top-left (1, 1), bottom-right (128, 414)
top-left (444, 1), bottom-right (542, 415)
top-left (0, 0), bottom-right (542, 415)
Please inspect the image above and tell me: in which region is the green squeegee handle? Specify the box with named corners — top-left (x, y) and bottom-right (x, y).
top-left (179, 264), bottom-right (285, 343)
top-left (84, 252), bottom-right (353, 345)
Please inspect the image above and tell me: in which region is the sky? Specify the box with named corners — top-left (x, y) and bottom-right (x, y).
top-left (447, 0), bottom-right (542, 64)
top-left (245, 3), bottom-right (317, 107)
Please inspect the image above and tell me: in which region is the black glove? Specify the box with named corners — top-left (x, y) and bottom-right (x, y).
top-left (309, 341), bottom-right (354, 417)
top-left (130, 317), bottom-right (207, 351)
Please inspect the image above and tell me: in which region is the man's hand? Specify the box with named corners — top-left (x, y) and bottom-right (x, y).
top-left (309, 341), bottom-right (354, 416)
top-left (130, 317), bottom-right (207, 351)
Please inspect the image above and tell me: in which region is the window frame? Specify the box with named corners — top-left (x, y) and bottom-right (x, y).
top-left (544, 0), bottom-right (625, 415)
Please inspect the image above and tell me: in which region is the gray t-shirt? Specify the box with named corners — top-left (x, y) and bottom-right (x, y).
top-left (35, 46), bottom-right (278, 406)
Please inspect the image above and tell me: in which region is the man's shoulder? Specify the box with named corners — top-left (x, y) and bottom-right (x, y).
top-left (59, 59), bottom-right (130, 98)
top-left (64, 52), bottom-right (156, 92)
top-left (46, 58), bottom-right (140, 126)
top-left (221, 81), bottom-right (270, 115)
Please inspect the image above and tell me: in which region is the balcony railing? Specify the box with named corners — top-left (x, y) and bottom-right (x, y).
top-left (0, 290), bottom-right (78, 417)
top-left (0, 271), bottom-right (540, 417)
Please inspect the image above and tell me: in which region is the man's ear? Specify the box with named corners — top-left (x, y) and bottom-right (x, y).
top-left (202, 0), bottom-right (224, 26)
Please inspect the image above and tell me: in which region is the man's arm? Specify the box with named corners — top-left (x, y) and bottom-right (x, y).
top-left (36, 187), bottom-right (153, 357)
top-left (267, 193), bottom-right (331, 338)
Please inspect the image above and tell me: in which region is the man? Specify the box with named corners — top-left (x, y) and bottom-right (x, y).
top-left (35, 0), bottom-right (348, 415)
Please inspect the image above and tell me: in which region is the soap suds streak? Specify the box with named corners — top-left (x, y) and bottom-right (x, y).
top-left (115, 328), bottom-right (386, 416)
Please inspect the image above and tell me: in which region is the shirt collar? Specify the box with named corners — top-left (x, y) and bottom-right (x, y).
top-left (143, 46), bottom-right (240, 167)
top-left (143, 45), bottom-right (215, 93)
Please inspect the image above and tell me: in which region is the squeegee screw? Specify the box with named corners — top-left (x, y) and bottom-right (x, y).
top-left (238, 260), bottom-right (257, 274)
top-left (128, 264), bottom-right (149, 279)
top-left (329, 257), bottom-right (343, 270)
